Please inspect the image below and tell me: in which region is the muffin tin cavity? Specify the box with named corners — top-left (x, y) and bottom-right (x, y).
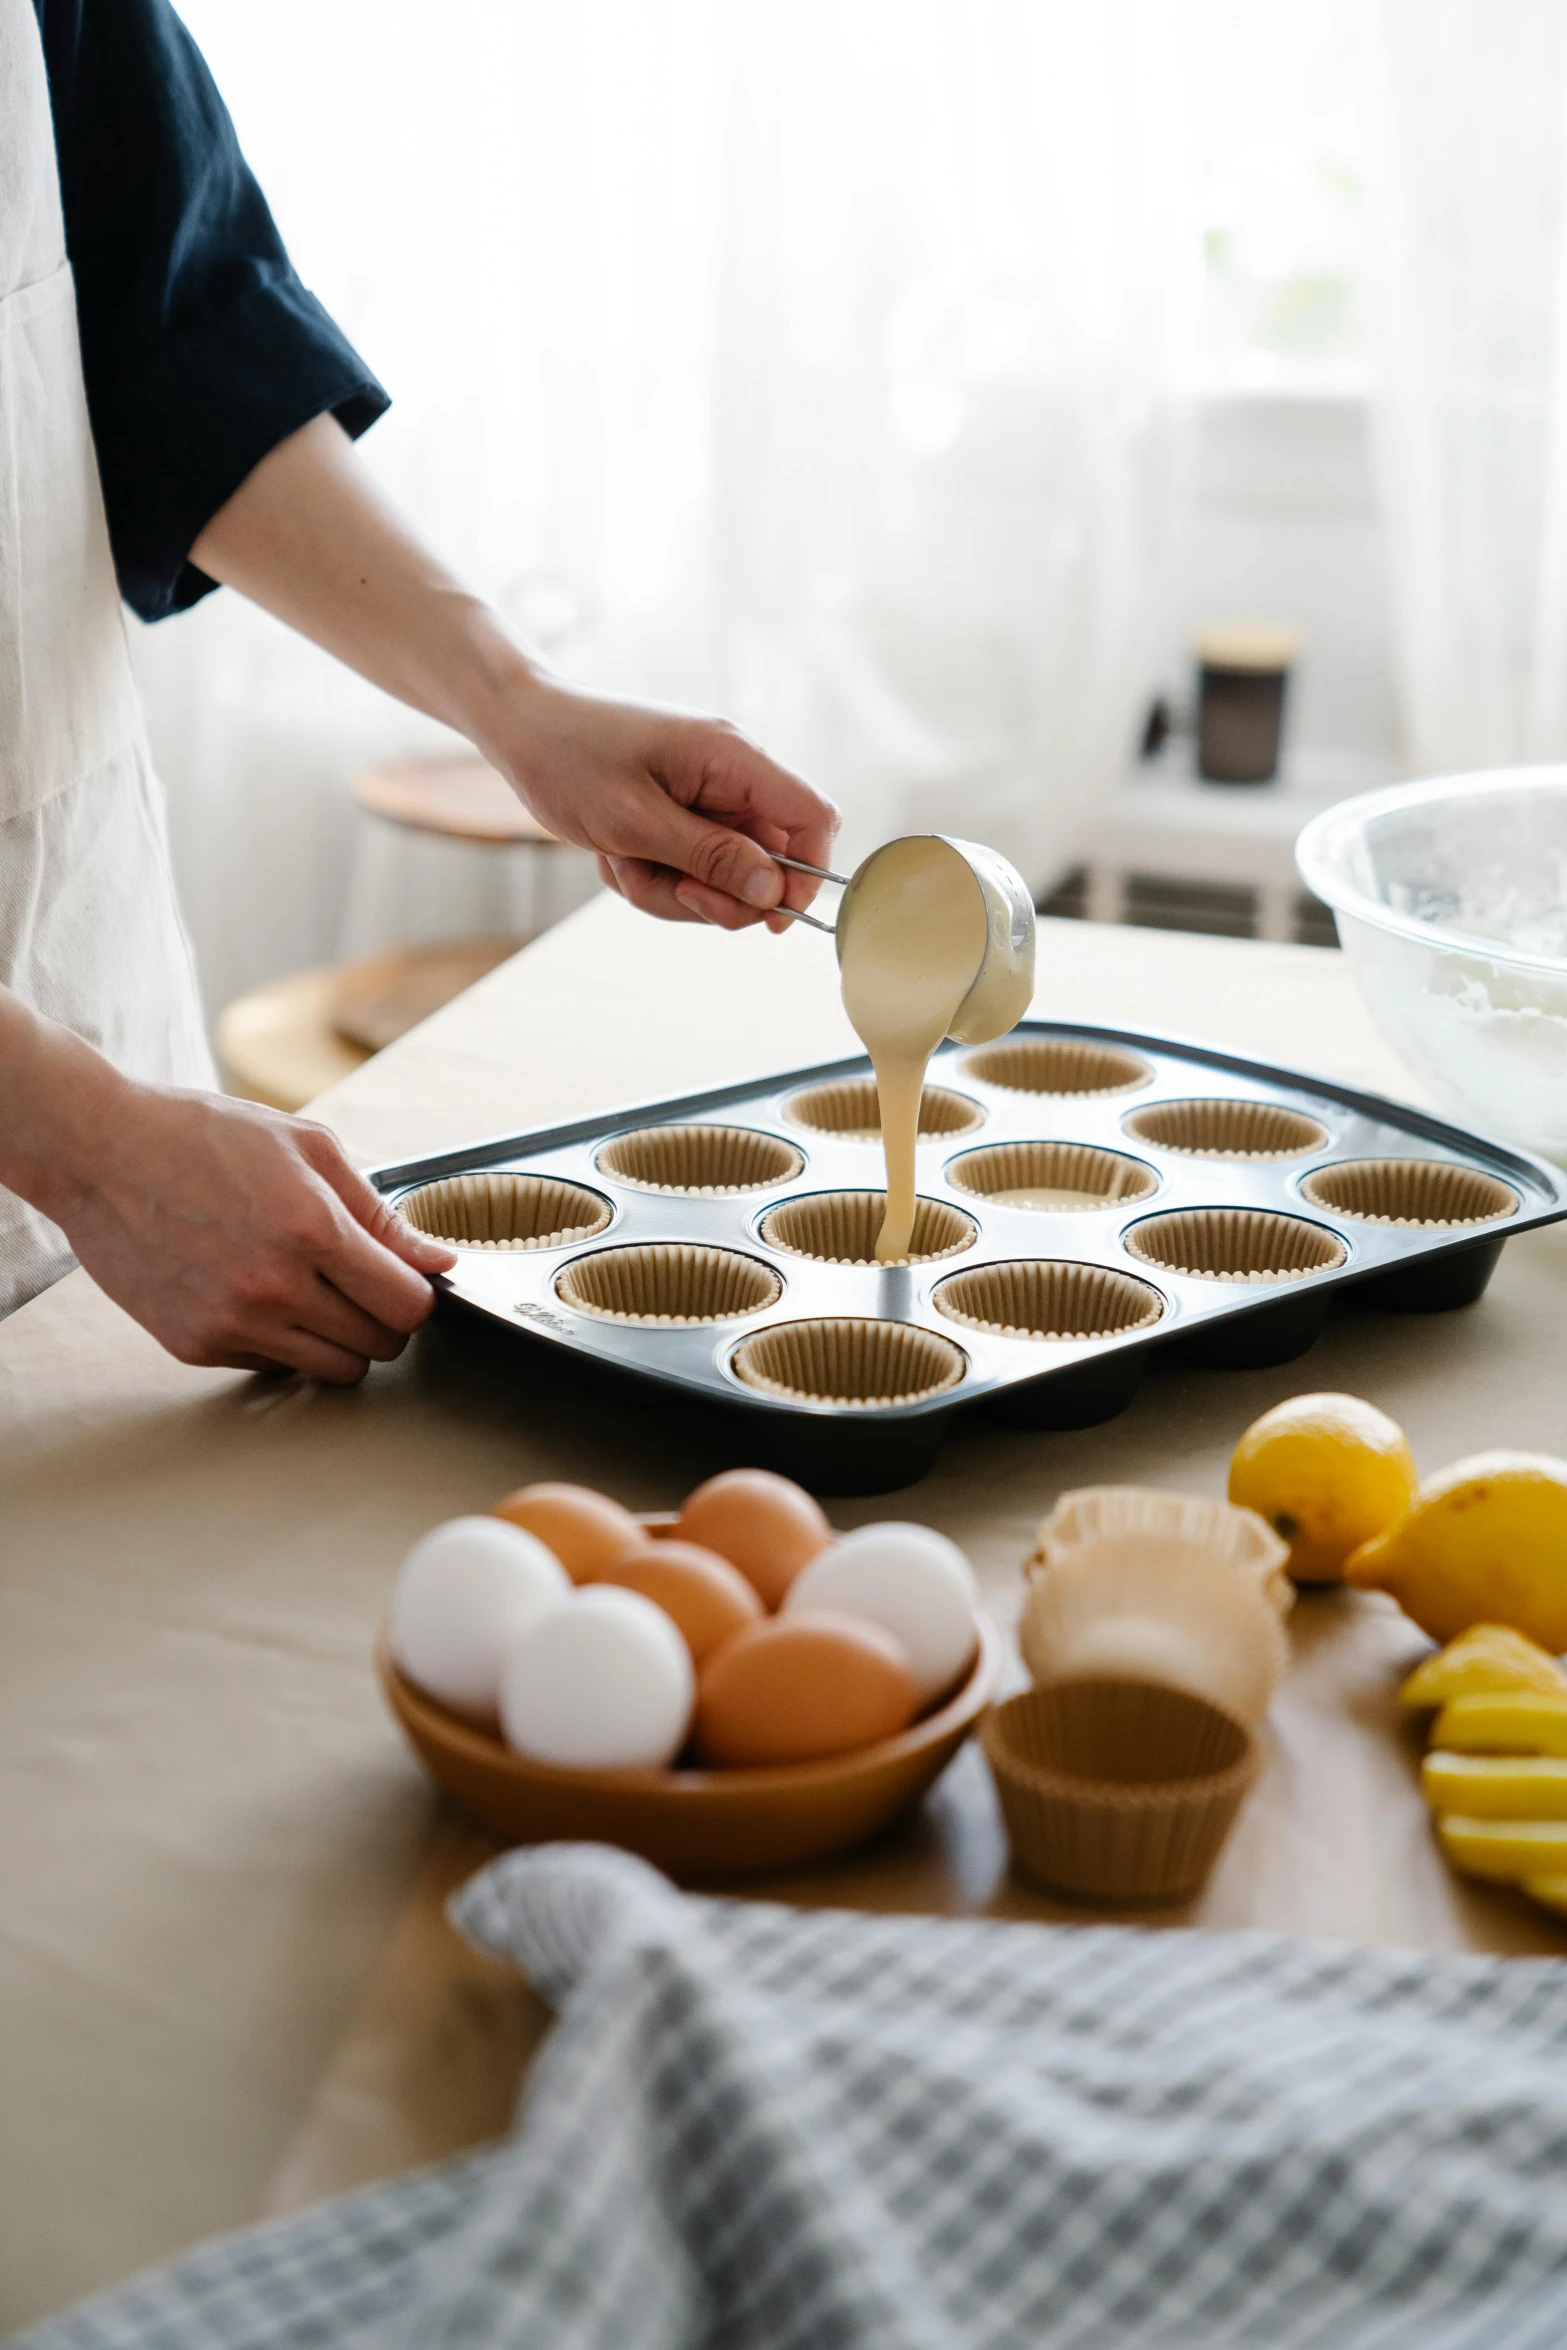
top-left (1124, 1097), bottom-right (1328, 1161)
top-left (963, 1038), bottom-right (1151, 1096)
top-left (555, 1244), bottom-right (782, 1327)
top-left (596, 1123), bottom-right (803, 1195)
top-left (783, 1078), bottom-right (982, 1140)
top-left (758, 1191), bottom-right (977, 1267)
top-left (1125, 1207), bottom-right (1347, 1284)
top-left (947, 1140), bottom-right (1157, 1211)
top-left (731, 1318), bottom-right (968, 1409)
top-left (400, 1172), bottom-right (611, 1250)
top-left (1301, 1158), bottom-right (1518, 1228)
top-left (934, 1260), bottom-right (1165, 1342)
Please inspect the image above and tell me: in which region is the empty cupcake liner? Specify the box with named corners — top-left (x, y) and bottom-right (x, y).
top-left (399, 1172), bottom-right (612, 1250)
top-left (1017, 1539), bottom-right (1291, 1725)
top-left (595, 1124), bottom-right (803, 1196)
top-left (555, 1244), bottom-right (782, 1327)
top-left (962, 1038), bottom-right (1152, 1096)
top-left (982, 1679), bottom-right (1258, 1902)
top-left (1300, 1157), bottom-right (1518, 1227)
top-left (1124, 1207), bottom-right (1346, 1283)
top-left (783, 1079), bottom-right (984, 1141)
top-left (945, 1140), bottom-right (1158, 1211)
top-left (758, 1191), bottom-right (977, 1267)
top-left (1028, 1486), bottom-right (1292, 1612)
top-left (1123, 1098), bottom-right (1329, 1161)
top-left (730, 1317), bottom-right (968, 1409)
top-left (933, 1260), bottom-right (1165, 1343)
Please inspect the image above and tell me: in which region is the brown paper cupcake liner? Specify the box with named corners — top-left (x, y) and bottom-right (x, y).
top-left (758, 1192), bottom-right (977, 1267)
top-left (1123, 1098), bottom-right (1328, 1160)
top-left (1300, 1158), bottom-right (1518, 1227)
top-left (595, 1124), bottom-right (803, 1196)
top-left (731, 1318), bottom-right (968, 1409)
top-left (962, 1038), bottom-right (1152, 1097)
top-left (1124, 1207), bottom-right (1346, 1283)
top-left (399, 1173), bottom-right (612, 1250)
top-left (555, 1245), bottom-right (782, 1326)
top-left (783, 1079), bottom-right (984, 1141)
top-left (981, 1680), bottom-right (1257, 1902)
top-left (945, 1140), bottom-right (1158, 1211)
top-left (933, 1261), bottom-right (1165, 1343)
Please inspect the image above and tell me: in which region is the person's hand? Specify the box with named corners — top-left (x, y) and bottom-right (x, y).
top-left (54, 1080), bottom-right (456, 1384)
top-left (488, 676), bottom-right (841, 931)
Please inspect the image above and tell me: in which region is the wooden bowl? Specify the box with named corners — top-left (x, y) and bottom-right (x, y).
top-left (377, 1594), bottom-right (998, 1881)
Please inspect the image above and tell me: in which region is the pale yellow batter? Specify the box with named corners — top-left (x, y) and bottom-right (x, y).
top-left (838, 836), bottom-right (1033, 1261)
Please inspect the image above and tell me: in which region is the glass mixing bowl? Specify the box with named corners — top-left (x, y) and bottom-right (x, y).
top-left (1296, 767), bottom-right (1567, 1162)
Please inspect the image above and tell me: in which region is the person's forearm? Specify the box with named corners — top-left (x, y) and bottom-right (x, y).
top-left (0, 986), bottom-right (124, 1224)
top-left (191, 410), bottom-right (839, 931)
top-left (189, 415), bottom-right (536, 765)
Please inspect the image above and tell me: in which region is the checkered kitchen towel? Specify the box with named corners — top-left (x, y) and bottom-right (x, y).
top-left (22, 1841), bottom-right (1567, 2350)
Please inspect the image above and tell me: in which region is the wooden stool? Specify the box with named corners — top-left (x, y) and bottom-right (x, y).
top-left (218, 759), bottom-right (576, 1113)
top-left (218, 938), bottom-right (519, 1114)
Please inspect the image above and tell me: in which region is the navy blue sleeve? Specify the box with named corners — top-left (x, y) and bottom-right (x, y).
top-left (33, 0), bottom-right (390, 622)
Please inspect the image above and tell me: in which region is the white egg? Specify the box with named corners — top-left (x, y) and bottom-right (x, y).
top-left (783, 1521), bottom-right (979, 1705)
top-left (391, 1515), bottom-right (571, 1722)
top-left (500, 1585), bottom-right (694, 1770)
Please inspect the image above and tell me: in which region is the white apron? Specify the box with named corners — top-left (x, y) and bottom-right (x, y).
top-left (0, 0), bottom-right (213, 1315)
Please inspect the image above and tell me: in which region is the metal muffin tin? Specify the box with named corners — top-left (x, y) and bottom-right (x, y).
top-left (370, 1021), bottom-right (1567, 1494)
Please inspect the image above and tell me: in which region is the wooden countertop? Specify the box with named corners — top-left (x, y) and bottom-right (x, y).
top-left (7, 896), bottom-right (1567, 2331)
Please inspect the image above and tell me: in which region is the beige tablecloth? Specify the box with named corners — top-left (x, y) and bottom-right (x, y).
top-left (5, 899), bottom-right (1567, 2331)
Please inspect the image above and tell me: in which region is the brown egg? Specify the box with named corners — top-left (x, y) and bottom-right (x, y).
top-left (676, 1468), bottom-right (832, 1610)
top-left (491, 1482), bottom-right (643, 1584)
top-left (594, 1541), bottom-right (763, 1665)
top-left (695, 1610), bottom-right (917, 1767)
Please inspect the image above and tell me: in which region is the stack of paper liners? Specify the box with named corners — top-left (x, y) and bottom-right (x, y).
top-left (731, 1317), bottom-right (967, 1409)
top-left (400, 1172), bottom-right (611, 1249)
top-left (554, 1244), bottom-right (782, 1327)
top-left (981, 1678), bottom-right (1257, 1902)
top-left (987, 1488), bottom-right (1287, 1902)
top-left (1023, 1488), bottom-right (1294, 1720)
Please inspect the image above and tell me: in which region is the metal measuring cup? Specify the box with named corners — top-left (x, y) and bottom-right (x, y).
top-left (773, 832), bottom-right (1036, 1043)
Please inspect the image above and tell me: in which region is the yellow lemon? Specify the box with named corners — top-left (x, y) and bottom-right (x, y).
top-left (1429, 1689), bottom-right (1567, 1752)
top-left (1345, 1451), bottom-right (1567, 1648)
top-left (1401, 1627), bottom-right (1567, 1715)
top-left (1227, 1393), bottom-right (1417, 1584)
top-left (1524, 1875), bottom-right (1567, 1918)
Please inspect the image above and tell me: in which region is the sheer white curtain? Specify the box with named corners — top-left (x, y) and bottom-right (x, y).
top-left (1375, 0), bottom-right (1567, 774)
top-left (137, 1), bottom-right (1198, 1019)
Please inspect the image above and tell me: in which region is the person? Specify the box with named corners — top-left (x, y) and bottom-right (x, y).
top-left (0, 0), bottom-right (838, 1386)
